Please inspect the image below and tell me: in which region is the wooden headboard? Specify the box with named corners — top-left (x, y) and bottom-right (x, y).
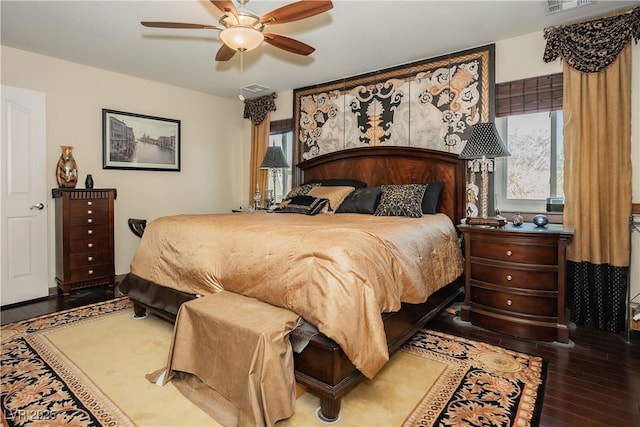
top-left (296, 146), bottom-right (466, 224)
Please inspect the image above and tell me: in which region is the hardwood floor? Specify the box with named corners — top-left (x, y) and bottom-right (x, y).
top-left (2, 288), bottom-right (639, 426)
top-left (0, 286), bottom-right (118, 325)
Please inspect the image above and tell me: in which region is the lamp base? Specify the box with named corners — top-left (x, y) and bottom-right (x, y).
top-left (465, 216), bottom-right (506, 227)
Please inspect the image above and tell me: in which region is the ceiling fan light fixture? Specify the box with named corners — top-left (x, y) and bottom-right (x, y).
top-left (220, 26), bottom-right (264, 51)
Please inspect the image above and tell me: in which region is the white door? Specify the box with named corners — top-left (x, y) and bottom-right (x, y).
top-left (1, 85), bottom-right (49, 306)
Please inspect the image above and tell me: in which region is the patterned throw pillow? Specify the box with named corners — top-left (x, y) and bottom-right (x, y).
top-left (284, 183), bottom-right (321, 199)
top-left (307, 186), bottom-right (355, 213)
top-left (374, 184), bottom-right (427, 218)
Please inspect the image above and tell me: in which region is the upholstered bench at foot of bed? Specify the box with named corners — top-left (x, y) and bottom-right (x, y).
top-left (149, 291), bottom-right (302, 427)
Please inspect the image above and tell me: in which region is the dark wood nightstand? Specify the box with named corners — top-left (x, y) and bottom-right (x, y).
top-left (457, 222), bottom-right (574, 343)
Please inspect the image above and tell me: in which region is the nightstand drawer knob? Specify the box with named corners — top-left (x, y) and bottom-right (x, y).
top-left (506, 299), bottom-right (513, 306)
top-left (87, 210), bottom-right (92, 215)
top-left (87, 201), bottom-right (93, 206)
top-left (87, 219), bottom-right (93, 224)
top-left (507, 275), bottom-right (513, 281)
top-left (87, 229), bottom-right (93, 235)
top-left (88, 269), bottom-right (94, 275)
top-left (87, 256), bottom-right (93, 262)
top-left (87, 243), bottom-right (93, 248)
top-left (506, 250), bottom-right (513, 257)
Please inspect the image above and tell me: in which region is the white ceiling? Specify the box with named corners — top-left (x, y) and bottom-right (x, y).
top-left (2, 1), bottom-right (638, 100)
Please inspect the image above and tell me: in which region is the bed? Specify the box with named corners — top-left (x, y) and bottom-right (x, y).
top-left (120, 145), bottom-right (467, 422)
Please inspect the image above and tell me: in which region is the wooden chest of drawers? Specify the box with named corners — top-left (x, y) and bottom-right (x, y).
top-left (457, 223), bottom-right (574, 343)
top-left (53, 188), bottom-right (116, 296)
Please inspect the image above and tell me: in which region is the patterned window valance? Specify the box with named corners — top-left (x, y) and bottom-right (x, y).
top-left (243, 93), bottom-right (278, 125)
top-left (543, 6), bottom-right (640, 73)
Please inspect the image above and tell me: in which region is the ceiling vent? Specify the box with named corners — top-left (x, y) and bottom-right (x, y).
top-left (547, 0), bottom-right (595, 15)
top-left (240, 84), bottom-right (272, 100)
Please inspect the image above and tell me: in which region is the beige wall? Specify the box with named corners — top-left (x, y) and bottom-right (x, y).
top-left (1, 46), bottom-right (245, 281)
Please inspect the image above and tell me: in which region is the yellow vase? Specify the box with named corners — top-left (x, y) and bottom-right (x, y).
top-left (56, 145), bottom-right (78, 188)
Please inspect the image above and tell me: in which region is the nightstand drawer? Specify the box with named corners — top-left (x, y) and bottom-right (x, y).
top-left (470, 286), bottom-right (558, 317)
top-left (470, 261), bottom-right (558, 290)
top-left (470, 238), bottom-right (558, 265)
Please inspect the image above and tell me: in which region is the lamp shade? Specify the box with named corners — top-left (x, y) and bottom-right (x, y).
top-left (220, 26), bottom-right (264, 52)
top-left (260, 146), bottom-right (289, 169)
top-left (459, 122), bottom-right (511, 159)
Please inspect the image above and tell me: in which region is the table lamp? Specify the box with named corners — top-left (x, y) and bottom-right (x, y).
top-left (259, 145), bottom-right (290, 207)
top-left (459, 122), bottom-right (510, 219)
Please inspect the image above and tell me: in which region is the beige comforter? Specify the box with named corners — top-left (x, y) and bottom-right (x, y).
top-left (129, 212), bottom-right (463, 378)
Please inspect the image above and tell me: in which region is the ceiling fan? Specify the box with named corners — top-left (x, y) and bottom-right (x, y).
top-left (141, 0), bottom-right (333, 61)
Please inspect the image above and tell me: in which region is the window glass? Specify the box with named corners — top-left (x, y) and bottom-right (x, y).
top-left (268, 130), bottom-right (293, 201)
top-left (495, 111), bottom-right (564, 212)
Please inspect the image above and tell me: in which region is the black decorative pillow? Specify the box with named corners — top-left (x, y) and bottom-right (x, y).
top-left (273, 195), bottom-right (328, 215)
top-left (335, 187), bottom-right (382, 214)
top-left (284, 183), bottom-right (320, 199)
top-left (421, 182), bottom-right (444, 214)
top-left (303, 179), bottom-right (367, 189)
top-left (374, 184), bottom-right (427, 218)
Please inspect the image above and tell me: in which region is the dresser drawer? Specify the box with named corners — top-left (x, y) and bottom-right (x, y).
top-left (69, 251), bottom-right (111, 268)
top-left (469, 237), bottom-right (558, 265)
top-left (69, 225), bottom-right (109, 241)
top-left (69, 237), bottom-right (110, 254)
top-left (69, 210), bottom-right (109, 226)
top-left (68, 198), bottom-right (109, 211)
top-left (68, 264), bottom-right (113, 282)
top-left (470, 286), bottom-right (558, 317)
top-left (470, 261), bottom-right (558, 290)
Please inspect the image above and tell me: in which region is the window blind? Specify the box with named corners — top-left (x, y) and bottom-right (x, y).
top-left (495, 73), bottom-right (563, 117)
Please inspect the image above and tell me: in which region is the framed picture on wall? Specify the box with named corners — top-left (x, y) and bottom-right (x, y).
top-left (102, 109), bottom-right (181, 171)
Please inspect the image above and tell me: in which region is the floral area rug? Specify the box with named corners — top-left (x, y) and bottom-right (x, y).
top-left (1, 298), bottom-right (134, 427)
top-left (401, 329), bottom-right (546, 426)
top-left (1, 298), bottom-right (546, 427)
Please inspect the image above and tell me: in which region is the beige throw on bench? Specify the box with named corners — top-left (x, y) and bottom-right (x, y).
top-left (147, 292), bottom-right (302, 427)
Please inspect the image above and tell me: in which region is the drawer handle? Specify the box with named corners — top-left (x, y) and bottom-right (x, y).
top-left (87, 243), bottom-right (94, 248)
top-left (88, 256), bottom-right (93, 262)
top-left (87, 201), bottom-right (93, 206)
top-left (87, 230), bottom-right (93, 235)
top-left (506, 299), bottom-right (513, 306)
top-left (87, 219), bottom-right (93, 224)
top-left (506, 250), bottom-right (513, 257)
top-left (506, 275), bottom-right (513, 281)
top-left (88, 269), bottom-right (94, 275)
top-left (87, 210), bottom-right (92, 215)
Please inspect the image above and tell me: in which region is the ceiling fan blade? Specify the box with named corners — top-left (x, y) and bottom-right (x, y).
top-left (261, 0), bottom-right (333, 25)
top-left (141, 21), bottom-right (220, 30)
top-left (215, 44), bottom-right (237, 61)
top-left (264, 33), bottom-right (315, 56)
top-left (210, 0), bottom-right (238, 16)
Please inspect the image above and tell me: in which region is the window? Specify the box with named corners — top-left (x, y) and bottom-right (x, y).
top-left (269, 119), bottom-right (294, 201)
top-left (493, 73), bottom-right (564, 213)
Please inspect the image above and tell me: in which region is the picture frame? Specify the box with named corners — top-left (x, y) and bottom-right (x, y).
top-left (102, 109), bottom-right (181, 171)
